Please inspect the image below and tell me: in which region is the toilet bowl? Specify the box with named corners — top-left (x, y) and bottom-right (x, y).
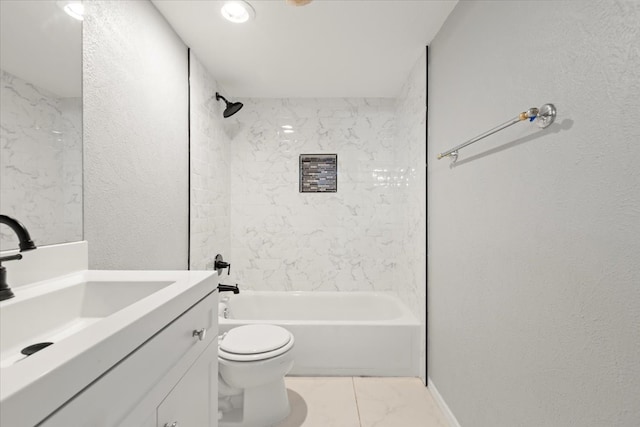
top-left (218, 324), bottom-right (295, 427)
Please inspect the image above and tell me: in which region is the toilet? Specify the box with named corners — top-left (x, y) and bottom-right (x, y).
top-left (218, 324), bottom-right (295, 427)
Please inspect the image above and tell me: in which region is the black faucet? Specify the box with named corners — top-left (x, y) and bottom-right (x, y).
top-left (218, 283), bottom-right (240, 294)
top-left (0, 214), bottom-right (37, 301)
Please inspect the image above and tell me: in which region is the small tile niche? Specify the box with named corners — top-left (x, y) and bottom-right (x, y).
top-left (299, 154), bottom-right (337, 193)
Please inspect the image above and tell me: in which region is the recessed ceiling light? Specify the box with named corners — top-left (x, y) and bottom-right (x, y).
top-left (58, 1), bottom-right (85, 21)
top-left (221, 1), bottom-right (255, 24)
top-left (281, 125), bottom-right (293, 129)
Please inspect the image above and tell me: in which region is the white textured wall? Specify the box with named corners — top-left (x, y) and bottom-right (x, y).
top-left (0, 69), bottom-right (82, 250)
top-left (228, 98), bottom-right (399, 292)
top-left (83, 0), bottom-right (189, 269)
top-left (428, 1), bottom-right (640, 426)
top-left (395, 51), bottom-right (427, 383)
top-left (189, 51), bottom-right (231, 270)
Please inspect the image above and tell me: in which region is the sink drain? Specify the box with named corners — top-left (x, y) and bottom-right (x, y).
top-left (21, 342), bottom-right (53, 356)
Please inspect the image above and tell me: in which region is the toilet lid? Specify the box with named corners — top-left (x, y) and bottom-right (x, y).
top-left (218, 337), bottom-right (294, 362)
top-left (219, 324), bottom-right (292, 355)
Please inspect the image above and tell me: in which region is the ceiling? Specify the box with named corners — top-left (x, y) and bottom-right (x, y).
top-left (152, 0), bottom-right (457, 98)
top-left (0, 0), bottom-right (81, 98)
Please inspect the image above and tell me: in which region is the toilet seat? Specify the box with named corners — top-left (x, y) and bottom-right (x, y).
top-left (219, 325), bottom-right (294, 362)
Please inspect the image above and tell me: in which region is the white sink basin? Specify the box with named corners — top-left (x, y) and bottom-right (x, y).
top-left (0, 269), bottom-right (217, 427)
top-left (0, 279), bottom-right (173, 367)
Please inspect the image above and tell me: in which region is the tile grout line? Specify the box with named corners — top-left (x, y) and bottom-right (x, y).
top-left (352, 377), bottom-right (363, 427)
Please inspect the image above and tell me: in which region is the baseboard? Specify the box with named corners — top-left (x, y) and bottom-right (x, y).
top-left (428, 377), bottom-right (462, 427)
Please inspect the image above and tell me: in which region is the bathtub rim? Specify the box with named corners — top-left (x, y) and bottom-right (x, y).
top-left (218, 290), bottom-right (420, 326)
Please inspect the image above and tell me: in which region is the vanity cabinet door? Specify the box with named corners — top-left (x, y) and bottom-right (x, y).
top-left (38, 291), bottom-right (218, 427)
top-left (157, 339), bottom-right (218, 427)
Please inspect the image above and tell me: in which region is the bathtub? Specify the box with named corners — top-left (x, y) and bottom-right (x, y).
top-left (218, 291), bottom-right (420, 377)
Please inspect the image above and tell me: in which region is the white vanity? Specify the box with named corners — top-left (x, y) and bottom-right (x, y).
top-left (0, 243), bottom-right (219, 427)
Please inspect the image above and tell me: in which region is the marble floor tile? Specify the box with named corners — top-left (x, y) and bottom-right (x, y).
top-left (275, 377), bottom-right (360, 427)
top-left (353, 377), bottom-right (449, 427)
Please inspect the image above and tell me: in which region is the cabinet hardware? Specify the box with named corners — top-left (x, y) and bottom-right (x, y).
top-left (192, 328), bottom-right (207, 341)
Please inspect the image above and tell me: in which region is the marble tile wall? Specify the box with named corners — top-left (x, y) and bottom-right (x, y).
top-left (189, 52), bottom-right (231, 270)
top-left (395, 51), bottom-right (428, 383)
top-left (224, 66), bottom-right (426, 375)
top-left (226, 91), bottom-right (426, 381)
top-left (0, 69), bottom-right (82, 250)
top-left (192, 62), bottom-right (426, 381)
top-left (229, 98), bottom-right (399, 292)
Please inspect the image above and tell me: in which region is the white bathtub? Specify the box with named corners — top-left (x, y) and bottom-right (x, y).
top-left (218, 291), bottom-right (420, 377)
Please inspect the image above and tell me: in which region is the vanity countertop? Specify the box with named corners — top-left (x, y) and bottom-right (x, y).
top-left (0, 269), bottom-right (217, 427)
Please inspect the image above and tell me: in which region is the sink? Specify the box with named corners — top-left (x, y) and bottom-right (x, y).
top-left (0, 279), bottom-right (172, 367)
top-left (0, 269), bottom-right (217, 427)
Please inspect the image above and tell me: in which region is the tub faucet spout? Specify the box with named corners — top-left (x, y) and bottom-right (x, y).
top-left (218, 283), bottom-right (240, 294)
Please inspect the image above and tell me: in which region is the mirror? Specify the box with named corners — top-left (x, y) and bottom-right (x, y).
top-left (0, 0), bottom-right (82, 250)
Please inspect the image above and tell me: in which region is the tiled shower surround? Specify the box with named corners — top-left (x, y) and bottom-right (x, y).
top-left (0, 69), bottom-right (82, 250)
top-left (189, 52), bottom-right (231, 270)
top-left (395, 51), bottom-right (427, 381)
top-left (192, 53), bottom-right (427, 381)
top-left (229, 97), bottom-right (400, 293)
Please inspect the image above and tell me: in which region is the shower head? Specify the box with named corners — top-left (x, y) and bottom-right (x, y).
top-left (215, 92), bottom-right (243, 118)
